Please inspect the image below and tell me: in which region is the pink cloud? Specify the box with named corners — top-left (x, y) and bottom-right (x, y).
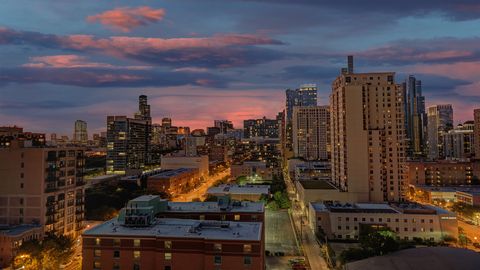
top-left (412, 61), bottom-right (480, 81)
top-left (22, 54), bottom-right (151, 70)
top-left (86, 6), bottom-right (166, 32)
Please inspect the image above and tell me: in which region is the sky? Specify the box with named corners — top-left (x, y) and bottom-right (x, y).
top-left (1, 0), bottom-right (480, 136)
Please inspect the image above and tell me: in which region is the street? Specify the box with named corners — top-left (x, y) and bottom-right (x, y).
top-left (283, 169), bottom-right (328, 270)
top-left (171, 169), bottom-right (230, 202)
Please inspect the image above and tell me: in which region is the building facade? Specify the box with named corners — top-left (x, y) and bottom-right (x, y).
top-left (330, 57), bottom-right (407, 202)
top-left (308, 202), bottom-right (458, 243)
top-left (147, 168), bottom-right (200, 195)
top-left (0, 145), bottom-right (85, 237)
top-left (73, 120), bottom-right (88, 144)
top-left (243, 117), bottom-right (279, 139)
top-left (292, 106), bottom-right (330, 161)
top-left (442, 122), bottom-right (475, 160)
top-left (427, 104), bottom-right (454, 160)
top-left (474, 109), bottom-right (480, 160)
top-left (160, 155), bottom-right (209, 178)
top-left (406, 160), bottom-right (477, 186)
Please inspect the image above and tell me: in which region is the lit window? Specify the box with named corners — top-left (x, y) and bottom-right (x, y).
top-left (214, 243), bottom-right (222, 252)
top-left (164, 241), bottom-right (172, 249)
top-left (133, 251), bottom-right (141, 259)
top-left (94, 261), bottom-right (101, 269)
top-left (243, 244), bottom-right (252, 253)
top-left (95, 238), bottom-right (101, 245)
top-left (94, 249), bottom-right (101, 257)
top-left (114, 238), bottom-right (120, 246)
top-left (165, 252), bottom-right (172, 260)
top-left (234, 215), bottom-right (240, 221)
top-left (134, 239), bottom-right (140, 247)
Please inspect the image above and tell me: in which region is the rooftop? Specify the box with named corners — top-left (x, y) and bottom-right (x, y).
top-left (83, 218), bottom-right (262, 241)
top-left (299, 180), bottom-right (337, 190)
top-left (167, 201), bottom-right (264, 213)
top-left (311, 202), bottom-right (453, 215)
top-left (207, 184), bottom-right (270, 195)
top-left (0, 224), bottom-right (42, 237)
top-left (150, 168), bottom-right (197, 178)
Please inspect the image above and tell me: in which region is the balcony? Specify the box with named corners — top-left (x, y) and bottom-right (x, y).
top-left (45, 187), bottom-right (58, 193)
top-left (76, 180), bottom-right (85, 187)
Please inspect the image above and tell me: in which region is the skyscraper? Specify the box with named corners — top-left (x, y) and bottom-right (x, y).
top-left (214, 120), bottom-right (234, 134)
top-left (403, 75), bottom-right (427, 157)
top-left (292, 106), bottom-right (330, 161)
top-left (442, 121), bottom-right (475, 160)
top-left (427, 104), bottom-right (453, 160)
top-left (73, 120), bottom-right (88, 144)
top-left (284, 84), bottom-right (318, 155)
top-left (475, 109), bottom-right (480, 160)
top-left (330, 56), bottom-right (406, 202)
top-left (107, 95), bottom-right (152, 174)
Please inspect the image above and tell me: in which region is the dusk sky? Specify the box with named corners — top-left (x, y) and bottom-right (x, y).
top-left (1, 0), bottom-right (480, 136)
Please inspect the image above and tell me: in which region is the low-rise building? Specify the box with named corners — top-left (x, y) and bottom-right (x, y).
top-left (406, 160), bottom-right (478, 186)
top-left (147, 168), bottom-right (200, 195)
top-left (82, 195), bottom-right (264, 270)
top-left (295, 180), bottom-right (365, 209)
top-left (411, 185), bottom-right (480, 206)
top-left (161, 155), bottom-right (209, 178)
top-left (231, 161), bottom-right (275, 181)
top-left (455, 190), bottom-right (480, 206)
top-left (0, 225), bottom-right (43, 268)
top-left (207, 184), bottom-right (270, 201)
top-left (308, 202), bottom-right (458, 242)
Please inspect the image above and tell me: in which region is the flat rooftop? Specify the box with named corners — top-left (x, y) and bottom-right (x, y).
top-left (150, 168), bottom-right (197, 178)
top-left (83, 218), bottom-right (262, 241)
top-left (167, 201), bottom-right (264, 213)
top-left (299, 180), bottom-right (337, 190)
top-left (0, 224), bottom-right (42, 236)
top-left (311, 202), bottom-right (453, 215)
top-left (415, 185), bottom-right (480, 195)
top-left (207, 184), bottom-right (270, 195)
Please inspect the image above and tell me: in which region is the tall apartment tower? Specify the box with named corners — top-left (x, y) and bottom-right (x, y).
top-left (475, 109), bottom-right (480, 160)
top-left (292, 106), bottom-right (330, 161)
top-left (106, 116), bottom-right (148, 174)
top-left (0, 144), bottom-right (85, 237)
top-left (330, 56), bottom-right (407, 202)
top-left (73, 120), bottom-right (88, 144)
top-left (214, 120), bottom-right (234, 134)
top-left (403, 76), bottom-right (427, 158)
top-left (135, 95), bottom-right (152, 121)
top-left (284, 84), bottom-right (318, 156)
top-left (427, 104), bottom-right (453, 160)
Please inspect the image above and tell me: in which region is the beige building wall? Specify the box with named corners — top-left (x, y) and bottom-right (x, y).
top-left (475, 109), bottom-right (480, 160)
top-left (331, 72), bottom-right (406, 202)
top-left (0, 146), bottom-right (85, 237)
top-left (161, 155), bottom-right (209, 178)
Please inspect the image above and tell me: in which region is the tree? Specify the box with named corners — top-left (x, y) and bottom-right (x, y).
top-left (14, 235), bottom-right (74, 270)
top-left (360, 230), bottom-right (399, 256)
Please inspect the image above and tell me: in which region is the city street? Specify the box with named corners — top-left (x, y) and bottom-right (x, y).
top-left (171, 169), bottom-right (230, 202)
top-left (283, 169), bottom-right (328, 270)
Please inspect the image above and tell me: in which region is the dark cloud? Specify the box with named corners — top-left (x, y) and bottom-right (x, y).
top-left (0, 100), bottom-right (80, 110)
top-left (236, 0), bottom-right (480, 21)
top-left (0, 27), bottom-right (286, 68)
top-left (0, 67), bottom-right (229, 88)
top-left (270, 65), bottom-right (340, 83)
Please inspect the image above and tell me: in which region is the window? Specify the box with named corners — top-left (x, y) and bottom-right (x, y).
top-left (114, 250), bottom-right (120, 258)
top-left (164, 267), bottom-right (171, 270)
top-left (234, 214), bottom-right (240, 221)
top-left (94, 249), bottom-right (101, 257)
top-left (243, 244), bottom-right (252, 253)
top-left (214, 255), bottom-right (222, 265)
top-left (199, 215), bottom-right (205, 220)
top-left (165, 253), bottom-right (172, 260)
top-left (95, 238), bottom-right (101, 246)
top-left (244, 256), bottom-right (252, 265)
top-left (114, 238), bottom-right (120, 246)
top-left (134, 239), bottom-right (140, 247)
top-left (20, 183), bottom-right (24, 189)
top-left (164, 241), bottom-right (172, 249)
top-left (94, 261), bottom-right (101, 269)
top-left (133, 251), bottom-right (141, 259)
top-left (133, 263), bottom-right (140, 270)
top-left (221, 215), bottom-right (226, 221)
top-left (113, 261), bottom-right (120, 269)
top-left (214, 243), bottom-right (222, 252)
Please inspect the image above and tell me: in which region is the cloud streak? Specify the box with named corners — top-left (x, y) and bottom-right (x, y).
top-left (86, 6), bottom-right (166, 32)
top-left (0, 27), bottom-right (285, 68)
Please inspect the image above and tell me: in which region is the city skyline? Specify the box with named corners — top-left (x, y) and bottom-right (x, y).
top-left (2, 1), bottom-right (480, 134)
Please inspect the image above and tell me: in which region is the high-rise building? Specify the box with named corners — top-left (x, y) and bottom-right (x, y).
top-left (243, 117), bottom-right (279, 139)
top-left (330, 56), bottom-right (406, 202)
top-left (403, 76), bottom-right (427, 157)
top-left (214, 120), bottom-right (234, 134)
top-left (73, 120), bottom-right (88, 144)
top-left (427, 104), bottom-right (453, 160)
top-left (442, 121), bottom-right (475, 160)
top-left (106, 116), bottom-right (149, 174)
top-left (135, 95), bottom-right (152, 122)
top-left (162, 117), bottom-right (172, 128)
top-left (292, 106), bottom-right (330, 161)
top-left (284, 84), bottom-right (318, 155)
top-left (0, 144), bottom-right (85, 237)
top-left (475, 109), bottom-right (480, 160)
